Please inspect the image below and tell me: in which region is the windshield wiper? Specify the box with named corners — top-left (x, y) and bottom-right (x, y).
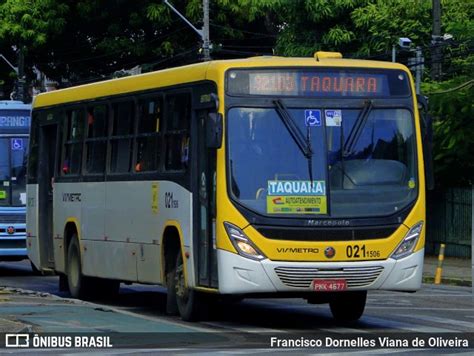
top-left (273, 99), bottom-right (314, 181)
top-left (343, 100), bottom-right (373, 157)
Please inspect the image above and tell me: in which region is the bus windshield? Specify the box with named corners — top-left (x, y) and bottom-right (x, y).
top-left (228, 106), bottom-right (417, 218)
top-left (0, 137), bottom-right (28, 207)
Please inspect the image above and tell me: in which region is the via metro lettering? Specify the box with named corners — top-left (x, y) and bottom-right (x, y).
top-left (62, 193), bottom-right (82, 202)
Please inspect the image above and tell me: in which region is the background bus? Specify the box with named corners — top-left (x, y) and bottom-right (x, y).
top-left (0, 100), bottom-right (30, 262)
top-left (27, 53), bottom-right (430, 322)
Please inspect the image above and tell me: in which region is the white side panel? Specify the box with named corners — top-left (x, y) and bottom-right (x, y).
top-left (136, 244), bottom-right (161, 283)
top-left (105, 181), bottom-right (193, 286)
top-left (51, 180), bottom-right (193, 285)
top-left (53, 182), bottom-right (82, 239)
top-left (81, 183), bottom-right (106, 240)
top-left (26, 184), bottom-right (40, 267)
top-left (82, 240), bottom-right (137, 281)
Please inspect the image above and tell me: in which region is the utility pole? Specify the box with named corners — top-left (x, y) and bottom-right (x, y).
top-left (17, 47), bottom-right (26, 102)
top-left (431, 0), bottom-right (442, 80)
top-left (202, 0), bottom-right (211, 61)
top-left (415, 46), bottom-right (423, 95)
top-left (163, 0), bottom-right (211, 62)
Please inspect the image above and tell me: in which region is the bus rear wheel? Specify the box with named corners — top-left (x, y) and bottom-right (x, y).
top-left (67, 235), bottom-right (93, 299)
top-left (173, 251), bottom-right (206, 321)
top-left (329, 291), bottom-right (367, 322)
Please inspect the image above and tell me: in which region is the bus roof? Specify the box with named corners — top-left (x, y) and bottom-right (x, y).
top-left (0, 100), bottom-right (31, 111)
top-left (33, 56), bottom-right (410, 109)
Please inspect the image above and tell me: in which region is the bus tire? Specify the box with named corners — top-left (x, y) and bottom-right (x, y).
top-left (174, 250), bottom-right (205, 321)
top-left (329, 291), bottom-right (367, 322)
top-left (166, 265), bottom-right (179, 315)
top-left (67, 235), bottom-right (93, 299)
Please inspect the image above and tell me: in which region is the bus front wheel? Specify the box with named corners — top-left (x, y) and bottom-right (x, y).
top-left (67, 235), bottom-right (92, 299)
top-left (329, 291), bottom-right (367, 322)
top-left (173, 250), bottom-right (206, 321)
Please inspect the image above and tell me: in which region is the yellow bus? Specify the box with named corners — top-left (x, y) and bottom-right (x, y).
top-left (27, 52), bottom-right (432, 321)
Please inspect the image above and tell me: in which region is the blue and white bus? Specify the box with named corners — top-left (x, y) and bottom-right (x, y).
top-left (0, 100), bottom-right (30, 261)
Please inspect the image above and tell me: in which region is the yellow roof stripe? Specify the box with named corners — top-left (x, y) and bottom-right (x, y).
top-left (33, 57), bottom-right (410, 109)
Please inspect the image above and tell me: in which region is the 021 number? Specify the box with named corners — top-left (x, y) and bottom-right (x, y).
top-left (346, 245), bottom-right (366, 258)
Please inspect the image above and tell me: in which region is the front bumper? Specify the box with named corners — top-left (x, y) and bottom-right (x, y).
top-left (0, 223), bottom-right (27, 260)
top-left (217, 248), bottom-right (424, 294)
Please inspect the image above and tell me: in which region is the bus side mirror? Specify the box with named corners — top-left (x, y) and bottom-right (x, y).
top-left (417, 94), bottom-right (428, 112)
top-left (206, 112), bottom-right (223, 149)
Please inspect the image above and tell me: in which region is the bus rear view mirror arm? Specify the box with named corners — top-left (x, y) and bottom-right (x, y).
top-left (206, 112), bottom-right (223, 149)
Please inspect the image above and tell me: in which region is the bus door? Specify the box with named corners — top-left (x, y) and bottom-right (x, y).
top-left (196, 109), bottom-right (218, 288)
top-left (37, 123), bottom-right (58, 268)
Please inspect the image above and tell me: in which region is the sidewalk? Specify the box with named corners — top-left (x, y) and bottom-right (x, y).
top-left (0, 287), bottom-right (230, 348)
top-left (423, 254), bottom-right (472, 286)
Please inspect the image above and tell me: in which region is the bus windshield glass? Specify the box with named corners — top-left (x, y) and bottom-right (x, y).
top-left (0, 107), bottom-right (30, 207)
top-left (227, 106), bottom-right (417, 218)
top-left (0, 137), bottom-right (28, 207)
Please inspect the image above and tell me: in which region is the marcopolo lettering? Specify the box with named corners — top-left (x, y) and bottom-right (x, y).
top-left (62, 193), bottom-right (82, 202)
top-left (307, 219), bottom-right (350, 226)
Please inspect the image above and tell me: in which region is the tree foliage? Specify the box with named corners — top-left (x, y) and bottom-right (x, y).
top-left (0, 0), bottom-right (472, 185)
top-left (422, 78), bottom-right (474, 186)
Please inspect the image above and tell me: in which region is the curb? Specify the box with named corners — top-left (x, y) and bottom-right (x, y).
top-left (0, 286), bottom-right (211, 333)
top-left (422, 276), bottom-right (472, 287)
top-left (0, 318), bottom-right (33, 334)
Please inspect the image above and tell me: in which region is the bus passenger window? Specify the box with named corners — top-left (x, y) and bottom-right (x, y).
top-left (110, 101), bottom-right (134, 173)
top-left (164, 93), bottom-right (190, 171)
top-left (62, 109), bottom-right (85, 175)
top-left (135, 97), bottom-right (162, 172)
top-left (85, 105), bottom-right (108, 174)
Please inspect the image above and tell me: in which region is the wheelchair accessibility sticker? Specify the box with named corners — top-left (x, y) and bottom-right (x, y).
top-left (11, 138), bottom-right (23, 150)
top-left (304, 110), bottom-right (321, 127)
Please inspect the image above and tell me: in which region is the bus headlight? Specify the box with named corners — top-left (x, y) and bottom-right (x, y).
top-left (224, 222), bottom-right (266, 261)
top-left (391, 222), bottom-right (423, 260)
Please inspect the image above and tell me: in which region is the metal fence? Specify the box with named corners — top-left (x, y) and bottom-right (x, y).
top-left (426, 187), bottom-right (472, 258)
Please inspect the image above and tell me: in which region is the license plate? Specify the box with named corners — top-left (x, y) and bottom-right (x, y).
top-left (311, 279), bottom-right (347, 292)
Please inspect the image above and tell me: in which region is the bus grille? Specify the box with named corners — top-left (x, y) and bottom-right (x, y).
top-left (274, 265), bottom-right (384, 289)
top-left (0, 239), bottom-right (26, 249)
top-left (0, 214), bottom-right (25, 224)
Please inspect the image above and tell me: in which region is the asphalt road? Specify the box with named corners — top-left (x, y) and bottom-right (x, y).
top-left (1, 259), bottom-right (473, 337)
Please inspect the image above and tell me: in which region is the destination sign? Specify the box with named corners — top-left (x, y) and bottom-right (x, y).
top-left (227, 69), bottom-right (410, 97)
top-left (0, 110), bottom-right (31, 133)
top-left (0, 111), bottom-right (30, 127)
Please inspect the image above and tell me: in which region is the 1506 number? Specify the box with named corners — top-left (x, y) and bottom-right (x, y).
top-left (346, 245), bottom-right (380, 258)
